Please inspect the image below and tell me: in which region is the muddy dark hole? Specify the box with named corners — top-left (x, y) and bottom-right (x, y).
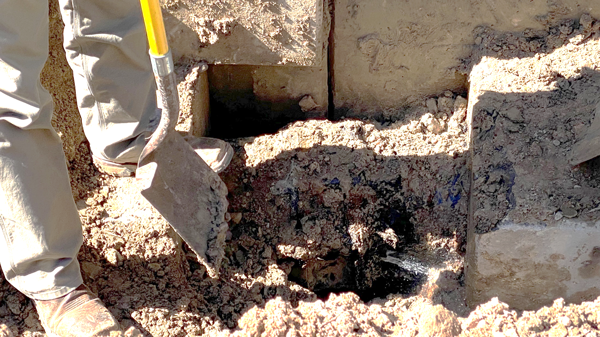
top-left (280, 207), bottom-right (426, 303)
top-left (282, 247), bottom-right (427, 302)
top-left (383, 207), bottom-right (418, 245)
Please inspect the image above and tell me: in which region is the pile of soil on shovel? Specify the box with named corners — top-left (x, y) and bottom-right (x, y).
top-left (0, 4), bottom-right (600, 337)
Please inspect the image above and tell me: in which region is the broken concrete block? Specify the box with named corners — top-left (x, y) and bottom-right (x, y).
top-left (466, 39), bottom-right (600, 310)
top-left (161, 0), bottom-right (329, 66)
top-left (469, 224), bottom-right (600, 310)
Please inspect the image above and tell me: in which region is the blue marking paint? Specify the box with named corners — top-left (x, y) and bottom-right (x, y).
top-left (434, 173), bottom-right (464, 208)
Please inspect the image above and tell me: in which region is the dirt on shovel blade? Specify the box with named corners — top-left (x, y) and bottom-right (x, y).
top-left (137, 131), bottom-right (229, 279)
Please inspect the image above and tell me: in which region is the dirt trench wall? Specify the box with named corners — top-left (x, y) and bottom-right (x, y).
top-left (164, 0), bottom-right (600, 133)
top-left (333, 0), bottom-right (600, 116)
top-left (464, 17), bottom-right (600, 310)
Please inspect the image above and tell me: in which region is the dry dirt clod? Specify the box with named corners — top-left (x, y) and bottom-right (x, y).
top-left (417, 305), bottom-right (461, 337)
top-left (427, 98), bottom-right (439, 113)
top-left (501, 107), bottom-right (525, 123)
top-left (421, 113), bottom-right (445, 134)
top-left (438, 97), bottom-right (455, 115)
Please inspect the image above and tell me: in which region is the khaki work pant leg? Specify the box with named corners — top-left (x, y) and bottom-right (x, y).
top-left (0, 0), bottom-right (157, 300)
top-left (59, 0), bottom-right (158, 164)
top-left (0, 0), bottom-right (83, 300)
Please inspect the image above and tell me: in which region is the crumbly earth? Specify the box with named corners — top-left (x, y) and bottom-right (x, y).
top-left (1, 5), bottom-right (600, 337)
top-left (466, 14), bottom-right (600, 234)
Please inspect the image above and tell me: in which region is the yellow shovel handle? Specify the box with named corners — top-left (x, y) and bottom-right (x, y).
top-left (140, 0), bottom-right (169, 56)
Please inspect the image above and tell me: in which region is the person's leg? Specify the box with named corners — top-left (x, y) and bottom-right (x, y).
top-left (0, 0), bottom-right (83, 300)
top-left (0, 1), bottom-right (124, 334)
top-left (58, 0), bottom-right (158, 166)
top-left (58, 0), bottom-right (234, 177)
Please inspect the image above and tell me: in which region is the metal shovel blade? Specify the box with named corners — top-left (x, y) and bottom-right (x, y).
top-left (571, 102), bottom-right (600, 166)
top-left (137, 131), bottom-right (229, 278)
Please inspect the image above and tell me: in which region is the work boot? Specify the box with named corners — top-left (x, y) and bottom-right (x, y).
top-left (34, 285), bottom-right (122, 337)
top-left (93, 136), bottom-right (233, 177)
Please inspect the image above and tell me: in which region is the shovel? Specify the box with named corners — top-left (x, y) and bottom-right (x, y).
top-left (571, 102), bottom-right (600, 166)
top-left (136, 0), bottom-right (228, 278)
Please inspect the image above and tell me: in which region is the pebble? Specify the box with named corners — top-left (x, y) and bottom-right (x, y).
top-left (298, 95), bottom-right (319, 112)
top-left (420, 113), bottom-right (445, 134)
top-left (580, 13), bottom-right (594, 30)
top-left (438, 97), bottom-right (454, 114)
top-left (554, 212), bottom-right (564, 221)
top-left (106, 248), bottom-right (123, 265)
top-left (426, 98), bottom-right (438, 113)
top-left (236, 250), bottom-right (246, 265)
top-left (231, 212), bottom-right (243, 224)
top-left (561, 206), bottom-right (577, 218)
top-left (553, 140), bottom-right (561, 146)
top-left (501, 107), bottom-right (525, 123)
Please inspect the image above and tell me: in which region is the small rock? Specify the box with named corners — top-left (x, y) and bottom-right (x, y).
top-left (580, 13), bottom-right (594, 30)
top-left (236, 250), bottom-right (246, 265)
top-left (81, 261), bottom-right (104, 279)
top-left (24, 311), bottom-right (42, 330)
top-left (553, 139), bottom-right (561, 146)
top-left (106, 248), bottom-right (123, 265)
top-left (448, 97), bottom-right (468, 133)
top-left (299, 95), bottom-right (319, 112)
top-left (230, 212), bottom-right (243, 224)
top-left (76, 199), bottom-right (87, 209)
top-left (553, 298), bottom-right (565, 308)
top-left (554, 211), bottom-right (564, 221)
top-left (262, 246), bottom-right (273, 259)
top-left (561, 206), bottom-right (577, 218)
top-left (421, 113), bottom-right (444, 134)
top-left (501, 107), bottom-right (525, 123)
top-left (438, 97), bottom-right (454, 114)
top-left (100, 186), bottom-right (110, 197)
top-left (148, 263), bottom-right (162, 272)
top-left (123, 326), bottom-right (144, 337)
top-left (5, 295), bottom-right (21, 315)
top-left (408, 120), bottom-right (422, 134)
top-left (0, 305), bottom-right (9, 317)
top-left (113, 239), bottom-right (125, 251)
top-left (453, 96), bottom-right (468, 115)
top-left (426, 98), bottom-right (438, 113)
top-left (558, 316), bottom-right (571, 327)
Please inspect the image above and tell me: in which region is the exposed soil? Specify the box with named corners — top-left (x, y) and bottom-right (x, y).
top-left (0, 4), bottom-right (600, 337)
top-left (466, 14), bottom-right (600, 235)
top-left (465, 13), bottom-right (600, 311)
